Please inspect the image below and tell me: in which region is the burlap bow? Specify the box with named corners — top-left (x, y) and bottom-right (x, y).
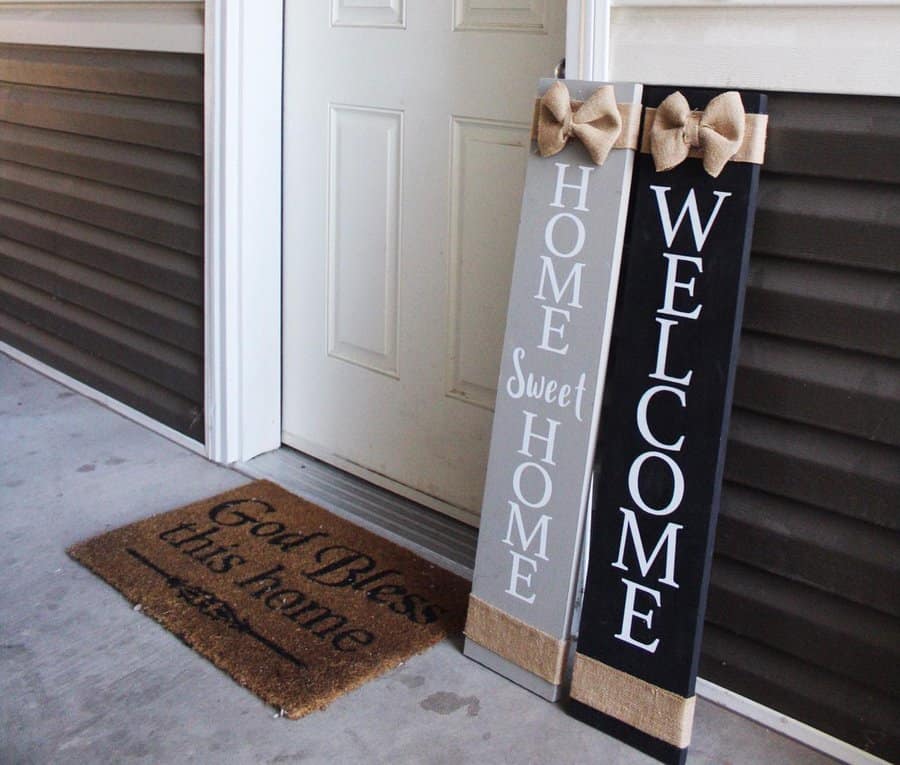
top-left (650, 91), bottom-right (746, 177)
top-left (537, 81), bottom-right (622, 166)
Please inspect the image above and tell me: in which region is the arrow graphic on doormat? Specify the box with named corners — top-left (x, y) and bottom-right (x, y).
top-left (126, 547), bottom-right (308, 670)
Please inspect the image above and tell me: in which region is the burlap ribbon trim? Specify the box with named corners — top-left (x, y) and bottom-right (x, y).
top-left (641, 106), bottom-right (768, 172)
top-left (464, 594), bottom-right (568, 686)
top-left (570, 653), bottom-right (696, 748)
top-left (531, 100), bottom-right (641, 156)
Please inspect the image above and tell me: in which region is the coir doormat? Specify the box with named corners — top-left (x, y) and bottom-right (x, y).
top-left (67, 480), bottom-right (470, 718)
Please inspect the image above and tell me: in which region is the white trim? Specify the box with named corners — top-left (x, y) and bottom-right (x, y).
top-left (696, 679), bottom-right (892, 765)
top-left (0, 342), bottom-right (205, 455)
top-left (565, 0), bottom-right (613, 80)
top-left (606, 4), bottom-right (900, 96)
top-left (593, 0), bottom-right (611, 80)
top-left (615, 0), bottom-right (899, 6)
top-left (565, 0), bottom-right (593, 79)
top-left (0, 1), bottom-right (204, 53)
top-left (204, 0), bottom-right (283, 465)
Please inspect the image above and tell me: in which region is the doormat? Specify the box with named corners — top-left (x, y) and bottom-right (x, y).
top-left (67, 479), bottom-right (470, 718)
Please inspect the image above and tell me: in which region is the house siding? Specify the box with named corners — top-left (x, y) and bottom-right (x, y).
top-left (703, 91), bottom-right (900, 762)
top-left (0, 43), bottom-right (205, 440)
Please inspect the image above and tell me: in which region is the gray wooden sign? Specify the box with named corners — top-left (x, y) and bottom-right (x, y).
top-left (464, 79), bottom-right (642, 701)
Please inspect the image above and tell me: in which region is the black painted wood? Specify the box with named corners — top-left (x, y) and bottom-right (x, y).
top-left (573, 89), bottom-right (900, 764)
top-left (572, 86), bottom-right (766, 763)
top-left (567, 699), bottom-right (687, 765)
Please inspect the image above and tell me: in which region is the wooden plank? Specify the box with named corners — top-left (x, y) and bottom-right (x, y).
top-left (726, 410), bottom-right (900, 531)
top-left (753, 175), bottom-right (900, 274)
top-left (0, 44), bottom-right (204, 442)
top-left (464, 80), bottom-right (642, 702)
top-left (700, 625), bottom-right (900, 762)
top-left (764, 92), bottom-right (900, 183)
top-left (0, 312), bottom-right (203, 440)
top-left (706, 557), bottom-right (900, 695)
top-left (734, 332), bottom-right (900, 445)
top-left (571, 86), bottom-right (767, 765)
top-left (744, 254), bottom-right (899, 358)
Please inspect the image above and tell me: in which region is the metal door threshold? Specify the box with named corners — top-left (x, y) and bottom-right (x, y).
top-left (238, 446), bottom-right (477, 580)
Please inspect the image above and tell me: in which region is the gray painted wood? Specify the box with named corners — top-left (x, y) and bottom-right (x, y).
top-left (466, 79), bottom-right (641, 700)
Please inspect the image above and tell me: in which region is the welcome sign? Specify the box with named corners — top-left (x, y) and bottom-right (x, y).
top-left (464, 79), bottom-right (642, 701)
top-left (569, 86), bottom-right (767, 764)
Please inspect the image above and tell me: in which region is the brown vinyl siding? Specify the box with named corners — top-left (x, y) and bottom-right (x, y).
top-left (704, 91), bottom-right (900, 762)
top-left (0, 43), bottom-right (204, 440)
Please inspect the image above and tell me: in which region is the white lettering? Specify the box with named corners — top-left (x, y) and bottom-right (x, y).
top-left (574, 372), bottom-right (587, 423)
top-left (537, 305), bottom-right (571, 355)
top-left (505, 348), bottom-right (588, 422)
top-left (650, 317), bottom-right (692, 386)
top-left (512, 461), bottom-right (552, 509)
top-left (614, 578), bottom-right (662, 653)
top-left (612, 508), bottom-right (682, 588)
top-left (550, 162), bottom-right (594, 211)
top-left (544, 212), bottom-right (586, 259)
top-left (505, 551), bottom-right (538, 603)
top-left (534, 255), bottom-right (585, 308)
top-left (659, 252), bottom-right (703, 320)
top-left (518, 410), bottom-right (560, 466)
top-left (628, 450), bottom-right (685, 516)
top-left (636, 385), bottom-right (687, 452)
top-left (503, 501), bottom-right (551, 561)
top-left (650, 185), bottom-right (731, 252)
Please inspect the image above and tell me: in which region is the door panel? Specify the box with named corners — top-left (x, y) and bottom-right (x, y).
top-left (282, 1), bottom-right (566, 524)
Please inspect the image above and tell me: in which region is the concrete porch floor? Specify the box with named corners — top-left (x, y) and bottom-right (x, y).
top-left (0, 353), bottom-right (838, 765)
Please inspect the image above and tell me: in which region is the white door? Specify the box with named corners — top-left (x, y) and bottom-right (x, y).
top-left (282, 1), bottom-right (566, 525)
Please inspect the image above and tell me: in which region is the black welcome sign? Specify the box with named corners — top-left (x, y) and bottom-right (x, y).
top-left (568, 86), bottom-right (767, 764)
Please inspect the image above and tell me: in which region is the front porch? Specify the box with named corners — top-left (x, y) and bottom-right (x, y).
top-left (0, 352), bottom-right (835, 764)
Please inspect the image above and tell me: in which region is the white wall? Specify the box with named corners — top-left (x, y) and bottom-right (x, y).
top-left (568, 0), bottom-right (900, 97)
top-left (609, 1), bottom-right (900, 96)
top-left (0, 0), bottom-right (203, 53)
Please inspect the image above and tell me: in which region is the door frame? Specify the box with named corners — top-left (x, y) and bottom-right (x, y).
top-left (204, 0), bottom-right (284, 463)
top-left (204, 0), bottom-right (599, 465)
